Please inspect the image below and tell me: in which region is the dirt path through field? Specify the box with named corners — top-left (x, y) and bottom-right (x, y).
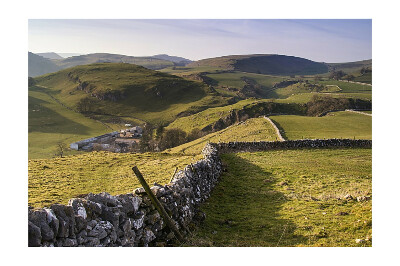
top-left (264, 116), bottom-right (286, 141)
top-left (345, 109), bottom-right (372, 116)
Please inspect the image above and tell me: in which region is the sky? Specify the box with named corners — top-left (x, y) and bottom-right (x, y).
top-left (28, 19), bottom-right (371, 63)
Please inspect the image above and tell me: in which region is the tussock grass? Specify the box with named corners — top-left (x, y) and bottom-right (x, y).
top-left (28, 152), bottom-right (202, 208)
top-left (186, 148), bottom-right (372, 247)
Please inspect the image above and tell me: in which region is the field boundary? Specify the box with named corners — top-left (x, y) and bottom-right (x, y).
top-left (28, 139), bottom-right (372, 247)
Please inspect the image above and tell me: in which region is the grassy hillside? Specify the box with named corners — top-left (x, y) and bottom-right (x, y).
top-left (353, 72), bottom-right (372, 84)
top-left (186, 148), bottom-right (371, 247)
top-left (33, 63), bottom-right (230, 125)
top-left (28, 52), bottom-right (61, 77)
top-left (167, 117), bottom-right (280, 154)
top-left (327, 59), bottom-right (372, 75)
top-left (29, 85), bottom-right (114, 159)
top-left (188, 54), bottom-right (329, 75)
top-left (270, 112), bottom-right (372, 140)
top-left (28, 152), bottom-right (202, 208)
top-left (166, 99), bottom-right (268, 133)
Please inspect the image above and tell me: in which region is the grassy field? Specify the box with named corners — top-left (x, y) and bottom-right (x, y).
top-left (185, 148), bottom-right (372, 247)
top-left (353, 72), bottom-right (372, 84)
top-left (206, 72), bottom-right (287, 90)
top-left (28, 152), bottom-right (202, 208)
top-left (268, 82), bottom-right (340, 99)
top-left (317, 80), bottom-right (372, 93)
top-left (29, 86), bottom-right (114, 159)
top-left (274, 92), bottom-right (372, 104)
top-left (270, 112), bottom-right (372, 140)
top-left (167, 117), bottom-right (280, 154)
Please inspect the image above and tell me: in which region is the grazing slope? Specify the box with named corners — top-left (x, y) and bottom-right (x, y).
top-left (33, 63), bottom-right (229, 125)
top-left (28, 152), bottom-right (202, 207)
top-left (28, 85), bottom-right (113, 159)
top-left (166, 99), bottom-right (268, 133)
top-left (168, 117), bottom-right (280, 154)
top-left (270, 112), bottom-right (372, 140)
top-left (28, 52), bottom-right (61, 77)
top-left (327, 59), bottom-right (372, 74)
top-left (188, 54), bottom-right (329, 75)
top-left (186, 148), bottom-right (372, 247)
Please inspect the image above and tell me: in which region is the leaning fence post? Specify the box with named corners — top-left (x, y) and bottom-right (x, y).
top-left (132, 166), bottom-right (185, 243)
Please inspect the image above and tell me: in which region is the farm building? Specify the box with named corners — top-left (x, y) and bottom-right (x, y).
top-left (70, 126), bottom-right (143, 152)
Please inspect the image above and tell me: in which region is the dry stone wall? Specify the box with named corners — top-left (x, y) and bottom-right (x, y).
top-left (28, 139), bottom-right (371, 247)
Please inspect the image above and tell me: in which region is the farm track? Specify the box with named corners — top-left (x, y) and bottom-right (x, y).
top-left (264, 116), bottom-right (285, 141)
top-left (341, 80), bottom-right (372, 86)
top-left (345, 109), bottom-right (372, 116)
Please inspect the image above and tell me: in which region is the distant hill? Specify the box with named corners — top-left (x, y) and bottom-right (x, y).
top-left (187, 54), bottom-right (329, 75)
top-left (151, 54), bottom-right (192, 66)
top-left (57, 53), bottom-right (82, 58)
top-left (28, 52), bottom-right (61, 77)
top-left (32, 63), bottom-right (229, 125)
top-left (54, 53), bottom-right (174, 70)
top-left (28, 52), bottom-right (176, 77)
top-left (327, 59), bottom-right (372, 74)
top-left (36, 52), bottom-right (64, 60)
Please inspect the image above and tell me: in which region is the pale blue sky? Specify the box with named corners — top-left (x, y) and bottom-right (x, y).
top-left (28, 19), bottom-right (371, 63)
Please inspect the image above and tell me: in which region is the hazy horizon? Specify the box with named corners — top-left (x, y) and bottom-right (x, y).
top-left (29, 19), bottom-right (372, 63)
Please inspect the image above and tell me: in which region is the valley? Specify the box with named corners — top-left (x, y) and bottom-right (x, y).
top-left (28, 52), bottom-right (372, 247)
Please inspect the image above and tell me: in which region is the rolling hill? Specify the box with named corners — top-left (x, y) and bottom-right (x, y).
top-left (187, 54), bottom-right (329, 75)
top-left (151, 54), bottom-right (192, 65)
top-left (32, 62), bottom-right (230, 126)
top-left (53, 53), bottom-right (175, 70)
top-left (28, 52), bottom-right (177, 77)
top-left (36, 52), bottom-right (64, 60)
top-left (28, 52), bottom-right (61, 77)
top-left (327, 59), bottom-right (372, 74)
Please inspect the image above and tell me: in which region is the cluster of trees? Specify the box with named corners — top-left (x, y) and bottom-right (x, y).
top-left (307, 95), bottom-right (350, 116)
top-left (139, 124), bottom-right (205, 152)
top-left (360, 67), bottom-right (372, 75)
top-left (329, 70), bottom-right (347, 80)
top-left (76, 97), bottom-right (97, 113)
top-left (306, 95), bottom-right (372, 116)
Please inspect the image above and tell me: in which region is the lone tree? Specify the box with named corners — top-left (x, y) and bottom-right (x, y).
top-left (55, 142), bottom-right (68, 158)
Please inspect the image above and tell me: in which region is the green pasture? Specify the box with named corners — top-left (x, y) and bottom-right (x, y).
top-left (167, 117), bottom-right (280, 154)
top-left (28, 152), bottom-right (202, 208)
top-left (186, 148), bottom-right (372, 247)
top-left (269, 112), bottom-right (372, 140)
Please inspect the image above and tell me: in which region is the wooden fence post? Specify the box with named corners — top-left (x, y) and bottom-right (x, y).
top-left (132, 166), bottom-right (185, 243)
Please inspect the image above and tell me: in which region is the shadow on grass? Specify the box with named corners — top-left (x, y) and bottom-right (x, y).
top-left (28, 94), bottom-right (92, 135)
top-left (186, 153), bottom-right (307, 247)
